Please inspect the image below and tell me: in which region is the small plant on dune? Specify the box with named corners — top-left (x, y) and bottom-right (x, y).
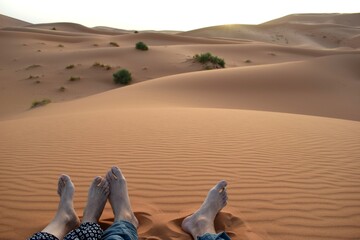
top-left (109, 42), bottom-right (119, 47)
top-left (66, 64), bottom-right (75, 69)
top-left (69, 76), bottom-right (81, 82)
top-left (93, 62), bottom-right (102, 67)
top-left (193, 52), bottom-right (225, 69)
top-left (93, 62), bottom-right (112, 70)
top-left (93, 43), bottom-right (99, 47)
top-left (244, 59), bottom-right (252, 63)
top-left (31, 99), bottom-right (51, 108)
top-left (134, 30), bottom-right (139, 34)
top-left (26, 64), bottom-right (41, 70)
top-left (113, 69), bottom-right (132, 85)
top-left (28, 75), bottom-right (40, 79)
top-left (58, 44), bottom-right (64, 48)
top-left (59, 86), bottom-right (66, 92)
top-left (135, 41), bottom-right (149, 51)
top-left (52, 27), bottom-right (56, 30)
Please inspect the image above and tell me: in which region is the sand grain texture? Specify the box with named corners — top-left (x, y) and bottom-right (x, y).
top-left (0, 13), bottom-right (360, 240)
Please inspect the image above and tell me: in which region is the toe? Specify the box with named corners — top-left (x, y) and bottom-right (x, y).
top-left (106, 170), bottom-right (112, 181)
top-left (93, 176), bottom-right (102, 186)
top-left (103, 179), bottom-right (109, 188)
top-left (214, 180), bottom-right (227, 192)
top-left (61, 174), bottom-right (71, 183)
top-left (111, 166), bottom-right (124, 180)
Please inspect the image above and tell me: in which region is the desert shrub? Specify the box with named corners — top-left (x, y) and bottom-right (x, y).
top-left (66, 64), bottom-right (75, 69)
top-left (193, 52), bottom-right (225, 69)
top-left (113, 69), bottom-right (132, 85)
top-left (52, 27), bottom-right (56, 30)
top-left (244, 59), bottom-right (252, 63)
top-left (69, 76), bottom-right (81, 82)
top-left (109, 42), bottom-right (119, 47)
top-left (93, 62), bottom-right (112, 70)
top-left (134, 30), bottom-right (139, 34)
top-left (28, 75), bottom-right (40, 79)
top-left (135, 41), bottom-right (149, 51)
top-left (58, 44), bottom-right (64, 48)
top-left (31, 99), bottom-right (51, 108)
top-left (59, 86), bottom-right (66, 92)
top-left (26, 64), bottom-right (41, 70)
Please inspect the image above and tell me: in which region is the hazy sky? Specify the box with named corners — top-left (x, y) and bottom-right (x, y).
top-left (0, 0), bottom-right (359, 30)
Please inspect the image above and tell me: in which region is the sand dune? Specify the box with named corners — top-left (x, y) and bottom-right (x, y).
top-left (0, 23), bottom-right (358, 119)
top-left (26, 22), bottom-right (131, 35)
top-left (180, 13), bottom-right (360, 48)
top-left (8, 54), bottom-right (360, 121)
top-left (0, 14), bottom-right (30, 28)
top-left (0, 13), bottom-right (360, 240)
top-left (263, 13), bottom-right (360, 27)
top-left (0, 108), bottom-right (359, 240)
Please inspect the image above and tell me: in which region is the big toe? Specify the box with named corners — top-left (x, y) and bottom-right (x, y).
top-left (58, 174), bottom-right (72, 195)
top-left (60, 174), bottom-right (71, 184)
top-left (214, 180), bottom-right (227, 192)
top-left (110, 166), bottom-right (125, 181)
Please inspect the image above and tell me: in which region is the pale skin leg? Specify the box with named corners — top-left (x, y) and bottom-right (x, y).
top-left (181, 180), bottom-right (228, 240)
top-left (106, 166), bottom-right (139, 228)
top-left (82, 176), bottom-right (110, 223)
top-left (41, 175), bottom-right (80, 239)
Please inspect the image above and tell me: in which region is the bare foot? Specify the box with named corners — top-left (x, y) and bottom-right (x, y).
top-left (182, 180), bottom-right (228, 240)
top-left (106, 166), bottom-right (139, 228)
top-left (82, 176), bottom-right (109, 223)
top-left (42, 175), bottom-right (80, 239)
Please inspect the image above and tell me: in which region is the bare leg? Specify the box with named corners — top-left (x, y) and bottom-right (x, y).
top-left (182, 180), bottom-right (228, 240)
top-left (42, 175), bottom-right (80, 239)
top-left (106, 166), bottom-right (139, 228)
top-left (82, 176), bottom-right (109, 223)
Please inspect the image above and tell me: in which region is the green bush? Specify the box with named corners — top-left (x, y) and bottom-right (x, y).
top-left (109, 42), bottom-right (119, 47)
top-left (193, 52), bottom-right (225, 69)
top-left (66, 64), bottom-right (75, 69)
top-left (135, 41), bottom-right (149, 51)
top-left (113, 69), bottom-right (132, 85)
top-left (69, 76), bottom-right (81, 82)
top-left (31, 99), bottom-right (51, 108)
top-left (93, 62), bottom-right (112, 70)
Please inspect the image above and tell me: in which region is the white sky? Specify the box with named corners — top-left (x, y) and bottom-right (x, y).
top-left (0, 0), bottom-right (359, 30)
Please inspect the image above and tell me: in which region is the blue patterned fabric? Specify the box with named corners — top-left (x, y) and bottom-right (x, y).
top-left (28, 231), bottom-right (58, 240)
top-left (101, 220), bottom-right (138, 240)
top-left (28, 222), bottom-right (103, 240)
top-left (198, 232), bottom-right (231, 240)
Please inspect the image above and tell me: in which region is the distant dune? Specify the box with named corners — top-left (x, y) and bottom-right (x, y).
top-left (0, 13), bottom-right (359, 240)
top-left (180, 13), bottom-right (360, 48)
top-left (263, 13), bottom-right (360, 26)
top-left (0, 13), bottom-right (30, 27)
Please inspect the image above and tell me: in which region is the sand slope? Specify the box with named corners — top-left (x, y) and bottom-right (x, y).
top-left (0, 14), bottom-right (30, 28)
top-left (0, 13), bottom-right (360, 240)
top-left (0, 108), bottom-right (359, 240)
top-left (180, 13), bottom-right (360, 48)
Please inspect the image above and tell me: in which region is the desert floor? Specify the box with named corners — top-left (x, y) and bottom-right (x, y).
top-left (0, 13), bottom-right (360, 240)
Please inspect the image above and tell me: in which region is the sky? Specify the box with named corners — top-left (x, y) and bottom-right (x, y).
top-left (0, 0), bottom-right (359, 31)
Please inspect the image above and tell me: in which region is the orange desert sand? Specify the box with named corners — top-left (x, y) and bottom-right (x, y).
top-left (0, 13), bottom-right (360, 240)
